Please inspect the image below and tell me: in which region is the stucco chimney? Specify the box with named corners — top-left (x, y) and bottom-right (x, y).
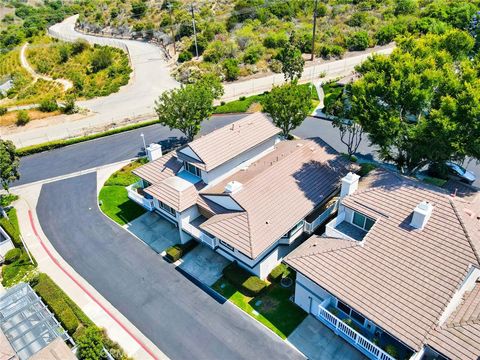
top-left (340, 172), bottom-right (360, 198)
top-left (146, 143), bottom-right (162, 162)
top-left (224, 181), bottom-right (243, 194)
top-left (410, 201), bottom-right (433, 230)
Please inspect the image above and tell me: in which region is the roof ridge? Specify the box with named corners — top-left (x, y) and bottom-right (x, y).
top-left (287, 238), bottom-right (359, 260)
top-left (450, 199), bottom-right (480, 265)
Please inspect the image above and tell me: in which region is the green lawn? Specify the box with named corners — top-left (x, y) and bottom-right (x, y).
top-left (212, 276), bottom-right (307, 339)
top-left (214, 83), bottom-right (319, 114)
top-left (99, 159), bottom-right (147, 225)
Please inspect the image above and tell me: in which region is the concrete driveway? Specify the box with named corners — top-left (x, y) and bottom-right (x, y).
top-left (288, 316), bottom-right (367, 360)
top-left (36, 172), bottom-right (304, 360)
top-left (124, 212), bottom-right (180, 253)
top-left (178, 244), bottom-right (230, 286)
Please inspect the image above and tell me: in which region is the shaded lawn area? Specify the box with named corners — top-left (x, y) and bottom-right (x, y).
top-left (214, 83), bottom-right (319, 114)
top-left (212, 276), bottom-right (307, 339)
top-left (99, 158), bottom-right (147, 225)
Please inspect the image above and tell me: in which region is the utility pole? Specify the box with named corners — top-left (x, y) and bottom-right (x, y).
top-left (167, 2), bottom-right (176, 54)
top-left (311, 0), bottom-right (318, 61)
top-left (190, 2), bottom-right (199, 59)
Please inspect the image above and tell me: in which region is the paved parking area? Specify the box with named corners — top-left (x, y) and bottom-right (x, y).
top-left (178, 244), bottom-right (230, 286)
top-left (124, 212), bottom-right (180, 253)
top-left (288, 316), bottom-right (368, 360)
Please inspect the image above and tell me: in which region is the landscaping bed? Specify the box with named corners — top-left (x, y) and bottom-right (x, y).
top-left (99, 158), bottom-right (147, 226)
top-left (212, 263), bottom-right (306, 339)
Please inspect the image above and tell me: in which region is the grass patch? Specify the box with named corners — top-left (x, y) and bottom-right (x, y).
top-left (0, 109), bottom-right (61, 127)
top-left (212, 272), bottom-right (306, 339)
top-left (358, 162), bottom-right (378, 177)
top-left (16, 119), bottom-right (159, 156)
top-left (322, 81), bottom-right (344, 114)
top-left (99, 159), bottom-right (147, 225)
top-left (422, 176), bottom-right (447, 187)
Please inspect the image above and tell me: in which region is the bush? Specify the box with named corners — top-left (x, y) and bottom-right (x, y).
top-left (385, 344), bottom-right (399, 359)
top-left (62, 95), bottom-right (78, 114)
top-left (0, 107), bottom-right (7, 116)
top-left (358, 163), bottom-right (378, 177)
top-left (77, 326), bottom-right (104, 360)
top-left (91, 47), bottom-right (113, 73)
top-left (428, 162), bottom-right (449, 180)
top-left (0, 208), bottom-right (21, 247)
top-left (0, 194), bottom-right (18, 207)
top-left (347, 31), bottom-right (370, 51)
top-left (39, 98), bottom-right (58, 112)
top-left (71, 39), bottom-right (90, 55)
top-left (16, 110), bottom-right (30, 126)
top-left (4, 248), bottom-right (22, 264)
top-left (178, 51), bottom-right (192, 63)
top-left (223, 262), bottom-right (267, 296)
top-left (164, 240), bottom-right (198, 262)
top-left (223, 59), bottom-right (239, 81)
top-left (268, 263), bottom-right (288, 282)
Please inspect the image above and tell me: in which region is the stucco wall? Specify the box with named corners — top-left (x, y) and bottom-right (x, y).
top-left (294, 273), bottom-right (331, 313)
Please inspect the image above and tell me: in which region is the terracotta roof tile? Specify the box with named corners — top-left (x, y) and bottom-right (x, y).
top-left (132, 152), bottom-right (182, 184)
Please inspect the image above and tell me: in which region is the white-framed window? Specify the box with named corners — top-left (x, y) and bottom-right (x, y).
top-left (184, 162), bottom-right (202, 177)
top-left (352, 211), bottom-right (374, 231)
top-left (159, 201), bottom-right (176, 216)
top-left (281, 220), bottom-right (305, 238)
top-left (337, 300), bottom-right (366, 326)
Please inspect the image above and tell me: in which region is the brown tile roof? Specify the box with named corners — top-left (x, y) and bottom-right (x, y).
top-left (427, 283), bottom-right (480, 360)
top-left (0, 329), bottom-right (16, 360)
top-left (144, 177), bottom-right (202, 212)
top-left (176, 113), bottom-right (280, 171)
top-left (132, 152), bottom-right (182, 185)
top-left (200, 139), bottom-right (351, 258)
top-left (285, 171), bottom-right (480, 351)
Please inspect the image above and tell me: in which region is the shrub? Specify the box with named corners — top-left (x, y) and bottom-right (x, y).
top-left (223, 262), bottom-right (267, 296)
top-left (243, 43), bottom-right (264, 64)
top-left (91, 47), bottom-right (113, 73)
top-left (239, 96), bottom-right (246, 101)
top-left (268, 263), bottom-right (288, 282)
top-left (164, 240), bottom-right (197, 262)
top-left (223, 59), bottom-right (239, 81)
top-left (0, 194), bottom-right (18, 207)
top-left (343, 318), bottom-right (362, 332)
top-left (178, 51), bottom-right (192, 63)
top-left (347, 31), bottom-right (370, 51)
top-left (62, 95), bottom-right (78, 115)
top-left (16, 110), bottom-right (30, 126)
top-left (358, 163), bottom-right (377, 177)
top-left (0, 107), bottom-right (7, 116)
top-left (385, 344), bottom-right (399, 359)
top-left (4, 248), bottom-right (21, 264)
top-left (0, 209), bottom-right (21, 247)
top-left (77, 326), bottom-right (104, 360)
top-left (71, 39), bottom-right (90, 55)
top-left (39, 98), bottom-right (58, 112)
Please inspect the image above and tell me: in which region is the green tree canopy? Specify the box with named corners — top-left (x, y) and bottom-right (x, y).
top-left (0, 140), bottom-right (20, 192)
top-left (77, 326), bottom-right (104, 360)
top-left (277, 34), bottom-right (305, 82)
top-left (343, 30), bottom-right (480, 174)
top-left (154, 76), bottom-right (224, 141)
top-left (263, 83), bottom-right (312, 138)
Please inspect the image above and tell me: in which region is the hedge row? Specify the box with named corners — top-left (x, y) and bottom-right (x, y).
top-left (0, 208), bottom-right (21, 247)
top-left (223, 262), bottom-right (267, 297)
top-left (165, 240), bottom-right (198, 263)
top-left (32, 273), bottom-right (94, 339)
top-left (268, 263), bottom-right (289, 283)
top-left (16, 119), bottom-right (159, 156)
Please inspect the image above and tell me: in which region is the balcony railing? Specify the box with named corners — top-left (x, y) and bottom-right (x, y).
top-left (126, 181), bottom-right (154, 211)
top-left (305, 200), bottom-right (339, 234)
top-left (182, 222), bottom-right (217, 249)
top-left (317, 305), bottom-right (395, 360)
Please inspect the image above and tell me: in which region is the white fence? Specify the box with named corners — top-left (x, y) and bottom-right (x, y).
top-left (181, 222), bottom-right (216, 249)
top-left (126, 182), bottom-right (154, 211)
top-left (317, 305), bottom-right (395, 360)
top-left (304, 200), bottom-right (339, 234)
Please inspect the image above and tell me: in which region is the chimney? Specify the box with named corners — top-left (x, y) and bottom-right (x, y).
top-left (340, 172), bottom-right (360, 198)
top-left (224, 181), bottom-right (243, 194)
top-left (410, 201), bottom-right (433, 230)
top-left (146, 143), bottom-right (162, 162)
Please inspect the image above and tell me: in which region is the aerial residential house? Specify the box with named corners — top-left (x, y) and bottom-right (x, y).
top-left (285, 169), bottom-right (480, 360)
top-left (129, 113), bottom-right (352, 278)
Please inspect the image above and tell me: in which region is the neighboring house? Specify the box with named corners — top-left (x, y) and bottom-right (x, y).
top-left (285, 169), bottom-right (480, 360)
top-left (129, 113), bottom-right (352, 278)
top-left (0, 226), bottom-right (15, 265)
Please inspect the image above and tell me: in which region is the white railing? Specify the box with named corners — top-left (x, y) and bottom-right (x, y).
top-left (182, 222), bottom-right (216, 249)
top-left (305, 200), bottom-right (339, 234)
top-left (126, 182), bottom-right (154, 211)
top-left (317, 305), bottom-right (395, 360)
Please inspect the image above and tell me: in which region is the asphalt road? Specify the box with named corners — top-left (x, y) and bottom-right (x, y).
top-left (37, 173), bottom-right (304, 360)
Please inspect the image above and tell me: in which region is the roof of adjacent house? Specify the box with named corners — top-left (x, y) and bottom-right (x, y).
top-left (199, 138), bottom-right (351, 258)
top-left (176, 113), bottom-right (281, 171)
top-left (145, 177), bottom-right (203, 212)
top-left (427, 282), bottom-right (480, 360)
top-left (285, 170), bottom-right (480, 352)
top-left (132, 152), bottom-right (182, 185)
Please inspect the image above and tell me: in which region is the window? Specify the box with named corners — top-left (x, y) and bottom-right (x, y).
top-left (337, 300), bottom-right (366, 326)
top-left (337, 300), bottom-right (351, 315)
top-left (351, 310), bottom-right (366, 325)
top-left (282, 221), bottom-right (305, 238)
top-left (184, 162), bottom-right (201, 177)
top-left (219, 240), bottom-right (234, 252)
top-left (352, 211), bottom-right (375, 231)
top-left (159, 201), bottom-right (176, 216)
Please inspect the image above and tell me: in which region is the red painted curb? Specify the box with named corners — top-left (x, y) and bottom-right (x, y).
top-left (28, 210), bottom-right (158, 360)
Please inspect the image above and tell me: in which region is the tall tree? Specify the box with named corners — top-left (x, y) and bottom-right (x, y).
top-left (333, 119), bottom-right (364, 158)
top-left (277, 33), bottom-right (305, 82)
top-left (263, 83), bottom-right (312, 138)
top-left (343, 30), bottom-right (480, 174)
top-left (0, 140), bottom-right (20, 219)
top-left (154, 76), bottom-right (224, 141)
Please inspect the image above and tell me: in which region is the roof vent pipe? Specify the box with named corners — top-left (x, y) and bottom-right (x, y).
top-left (410, 201), bottom-right (433, 230)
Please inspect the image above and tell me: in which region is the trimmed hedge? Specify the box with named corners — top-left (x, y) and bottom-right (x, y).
top-left (223, 262), bottom-right (267, 297)
top-left (16, 119), bottom-right (159, 156)
top-left (165, 240), bottom-right (198, 263)
top-left (268, 263), bottom-right (288, 283)
top-left (0, 208), bottom-right (21, 247)
top-left (4, 248), bottom-right (21, 264)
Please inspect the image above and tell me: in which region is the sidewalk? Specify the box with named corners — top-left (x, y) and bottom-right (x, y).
top-left (13, 162), bottom-right (169, 360)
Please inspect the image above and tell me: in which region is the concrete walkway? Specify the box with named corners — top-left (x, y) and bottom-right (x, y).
top-left (12, 162), bottom-right (168, 360)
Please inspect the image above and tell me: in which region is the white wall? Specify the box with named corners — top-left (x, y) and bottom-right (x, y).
top-left (179, 146), bottom-right (201, 161)
top-left (201, 136), bottom-right (277, 185)
top-left (177, 205), bottom-right (200, 244)
top-left (294, 273), bottom-right (331, 313)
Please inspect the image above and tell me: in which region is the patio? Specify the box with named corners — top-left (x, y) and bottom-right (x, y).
top-left (178, 244), bottom-right (230, 285)
top-left (124, 212), bottom-right (181, 253)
